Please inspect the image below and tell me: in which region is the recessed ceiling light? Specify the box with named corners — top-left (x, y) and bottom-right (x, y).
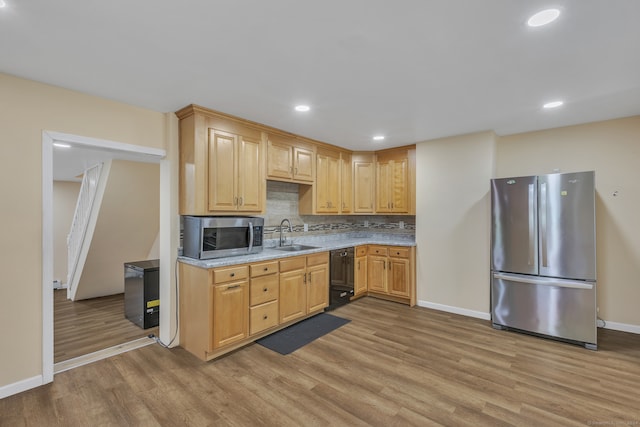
top-left (543, 101), bottom-right (564, 109)
top-left (527, 9), bottom-right (560, 27)
top-left (294, 105), bottom-right (310, 112)
top-left (373, 135), bottom-right (385, 141)
top-left (0, 1), bottom-right (6, 8)
top-left (53, 143), bottom-right (72, 148)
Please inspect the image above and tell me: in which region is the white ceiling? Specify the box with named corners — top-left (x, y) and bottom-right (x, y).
top-left (2, 0), bottom-right (640, 159)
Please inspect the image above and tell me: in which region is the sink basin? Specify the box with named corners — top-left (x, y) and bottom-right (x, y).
top-left (273, 244), bottom-right (319, 252)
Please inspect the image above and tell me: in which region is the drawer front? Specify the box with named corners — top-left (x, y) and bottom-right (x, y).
top-left (280, 256), bottom-right (306, 273)
top-left (369, 246), bottom-right (388, 257)
top-left (356, 246), bottom-right (367, 257)
top-left (389, 247), bottom-right (410, 259)
top-left (213, 265), bottom-right (249, 284)
top-left (306, 252), bottom-right (329, 267)
top-left (251, 261), bottom-right (278, 278)
top-left (250, 274), bottom-right (279, 306)
top-left (250, 300), bottom-right (279, 335)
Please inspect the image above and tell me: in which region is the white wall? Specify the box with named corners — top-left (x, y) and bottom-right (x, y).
top-left (53, 181), bottom-right (81, 286)
top-left (415, 131), bottom-right (496, 318)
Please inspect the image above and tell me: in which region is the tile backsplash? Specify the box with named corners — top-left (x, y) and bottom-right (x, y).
top-left (263, 180), bottom-right (415, 240)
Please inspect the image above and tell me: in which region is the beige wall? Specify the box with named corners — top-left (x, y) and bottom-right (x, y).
top-left (75, 160), bottom-right (160, 300)
top-left (53, 181), bottom-right (81, 285)
top-left (497, 116), bottom-right (640, 326)
top-left (415, 131), bottom-right (496, 315)
top-left (0, 73), bottom-right (167, 388)
top-left (415, 116), bottom-right (640, 329)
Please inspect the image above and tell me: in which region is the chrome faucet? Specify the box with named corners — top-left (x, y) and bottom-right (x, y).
top-left (279, 218), bottom-right (293, 247)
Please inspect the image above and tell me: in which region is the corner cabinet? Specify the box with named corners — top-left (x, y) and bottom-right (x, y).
top-left (366, 245), bottom-right (416, 306)
top-left (376, 150), bottom-right (409, 214)
top-left (176, 105), bottom-right (266, 215)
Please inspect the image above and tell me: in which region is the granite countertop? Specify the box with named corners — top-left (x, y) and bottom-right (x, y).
top-left (178, 232), bottom-right (416, 269)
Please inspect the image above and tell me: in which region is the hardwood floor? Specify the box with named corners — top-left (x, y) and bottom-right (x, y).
top-left (54, 289), bottom-right (158, 363)
top-left (4, 297), bottom-right (639, 426)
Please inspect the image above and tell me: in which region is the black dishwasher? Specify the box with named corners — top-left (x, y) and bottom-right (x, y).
top-left (326, 247), bottom-right (355, 310)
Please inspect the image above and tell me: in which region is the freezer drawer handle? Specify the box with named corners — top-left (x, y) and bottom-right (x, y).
top-left (493, 273), bottom-right (594, 290)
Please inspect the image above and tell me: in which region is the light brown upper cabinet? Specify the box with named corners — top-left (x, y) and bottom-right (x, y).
top-left (176, 105), bottom-right (265, 215)
top-left (267, 134), bottom-right (314, 183)
top-left (353, 153), bottom-right (375, 213)
top-left (376, 149), bottom-right (409, 214)
top-left (315, 148), bottom-right (341, 213)
top-left (341, 152), bottom-right (353, 214)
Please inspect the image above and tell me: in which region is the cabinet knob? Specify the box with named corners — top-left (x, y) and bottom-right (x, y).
top-left (263, 288), bottom-right (268, 292)
top-left (230, 273), bottom-right (235, 277)
top-left (264, 267), bottom-right (268, 271)
top-left (263, 315), bottom-right (268, 320)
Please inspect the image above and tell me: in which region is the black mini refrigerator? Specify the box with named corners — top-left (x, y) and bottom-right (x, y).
top-left (124, 259), bottom-right (160, 329)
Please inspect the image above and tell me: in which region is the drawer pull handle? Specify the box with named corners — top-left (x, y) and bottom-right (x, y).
top-left (227, 284), bottom-right (240, 290)
top-left (264, 267), bottom-right (269, 271)
top-left (230, 273), bottom-right (235, 277)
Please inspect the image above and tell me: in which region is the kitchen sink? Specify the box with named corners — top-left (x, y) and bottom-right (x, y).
top-left (273, 244), bottom-right (320, 252)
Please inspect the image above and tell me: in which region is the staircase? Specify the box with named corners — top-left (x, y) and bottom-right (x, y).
top-left (66, 161), bottom-right (110, 301)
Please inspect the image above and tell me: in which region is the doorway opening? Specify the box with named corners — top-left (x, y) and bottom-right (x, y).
top-left (42, 131), bottom-right (167, 382)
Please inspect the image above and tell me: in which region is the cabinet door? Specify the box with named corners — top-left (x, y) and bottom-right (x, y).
top-left (316, 153), bottom-right (340, 213)
top-left (367, 255), bottom-right (387, 293)
top-left (293, 146), bottom-right (314, 182)
top-left (237, 135), bottom-right (263, 212)
top-left (341, 154), bottom-right (352, 214)
top-left (279, 269), bottom-right (307, 323)
top-left (267, 139), bottom-right (293, 179)
top-left (391, 159), bottom-right (409, 213)
top-left (208, 130), bottom-right (238, 211)
top-left (354, 161), bottom-right (375, 213)
top-left (354, 255), bottom-right (367, 296)
top-left (388, 257), bottom-right (410, 297)
top-left (307, 262), bottom-right (329, 313)
top-left (211, 279), bottom-right (249, 350)
top-left (376, 161), bottom-right (392, 213)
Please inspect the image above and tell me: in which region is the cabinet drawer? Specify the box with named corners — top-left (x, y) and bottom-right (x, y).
top-left (250, 300), bottom-right (279, 335)
top-left (212, 265), bottom-right (248, 284)
top-left (306, 252), bottom-right (328, 267)
top-left (356, 246), bottom-right (367, 257)
top-left (251, 261), bottom-right (278, 278)
top-left (389, 247), bottom-right (410, 259)
top-left (250, 274), bottom-right (279, 306)
top-left (369, 246), bottom-right (388, 257)
top-left (280, 256), bottom-right (306, 273)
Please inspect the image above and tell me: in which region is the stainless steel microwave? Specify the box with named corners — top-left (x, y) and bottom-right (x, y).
top-left (182, 216), bottom-right (264, 259)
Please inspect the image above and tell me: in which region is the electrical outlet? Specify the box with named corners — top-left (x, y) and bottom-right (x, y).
top-left (303, 223), bottom-right (308, 232)
top-left (399, 221), bottom-right (405, 229)
top-left (364, 220), bottom-right (369, 228)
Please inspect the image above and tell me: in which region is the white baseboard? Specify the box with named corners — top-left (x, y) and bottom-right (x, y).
top-left (417, 300), bottom-right (640, 335)
top-left (602, 320), bottom-right (640, 334)
top-left (417, 300), bottom-right (491, 321)
top-left (0, 375), bottom-right (43, 400)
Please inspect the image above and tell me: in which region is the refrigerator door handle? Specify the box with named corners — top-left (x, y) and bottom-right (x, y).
top-left (493, 272), bottom-right (594, 290)
top-left (528, 183), bottom-right (535, 266)
top-left (540, 182), bottom-right (548, 267)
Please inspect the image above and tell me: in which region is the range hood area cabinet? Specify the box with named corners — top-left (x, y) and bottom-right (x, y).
top-left (176, 105), bottom-right (266, 215)
top-left (266, 133), bottom-right (315, 183)
top-left (299, 147), bottom-right (352, 215)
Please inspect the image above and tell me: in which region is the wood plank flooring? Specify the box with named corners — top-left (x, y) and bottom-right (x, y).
top-left (54, 289), bottom-right (158, 363)
top-left (4, 297), bottom-right (639, 426)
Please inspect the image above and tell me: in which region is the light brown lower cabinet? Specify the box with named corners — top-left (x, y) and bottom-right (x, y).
top-left (354, 246), bottom-right (368, 296)
top-left (365, 245), bottom-right (416, 306)
top-left (179, 252), bottom-right (329, 361)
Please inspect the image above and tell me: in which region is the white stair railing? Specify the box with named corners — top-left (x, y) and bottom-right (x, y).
top-left (66, 163), bottom-right (103, 298)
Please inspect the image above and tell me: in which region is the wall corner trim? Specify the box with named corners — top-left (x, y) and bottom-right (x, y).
top-left (417, 300), bottom-right (491, 321)
top-left (0, 375), bottom-right (43, 399)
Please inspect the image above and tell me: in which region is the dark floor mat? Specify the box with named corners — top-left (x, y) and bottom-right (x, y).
top-left (256, 313), bottom-right (350, 355)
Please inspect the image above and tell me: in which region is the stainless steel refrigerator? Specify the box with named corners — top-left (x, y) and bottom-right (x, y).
top-left (490, 171), bottom-right (597, 349)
